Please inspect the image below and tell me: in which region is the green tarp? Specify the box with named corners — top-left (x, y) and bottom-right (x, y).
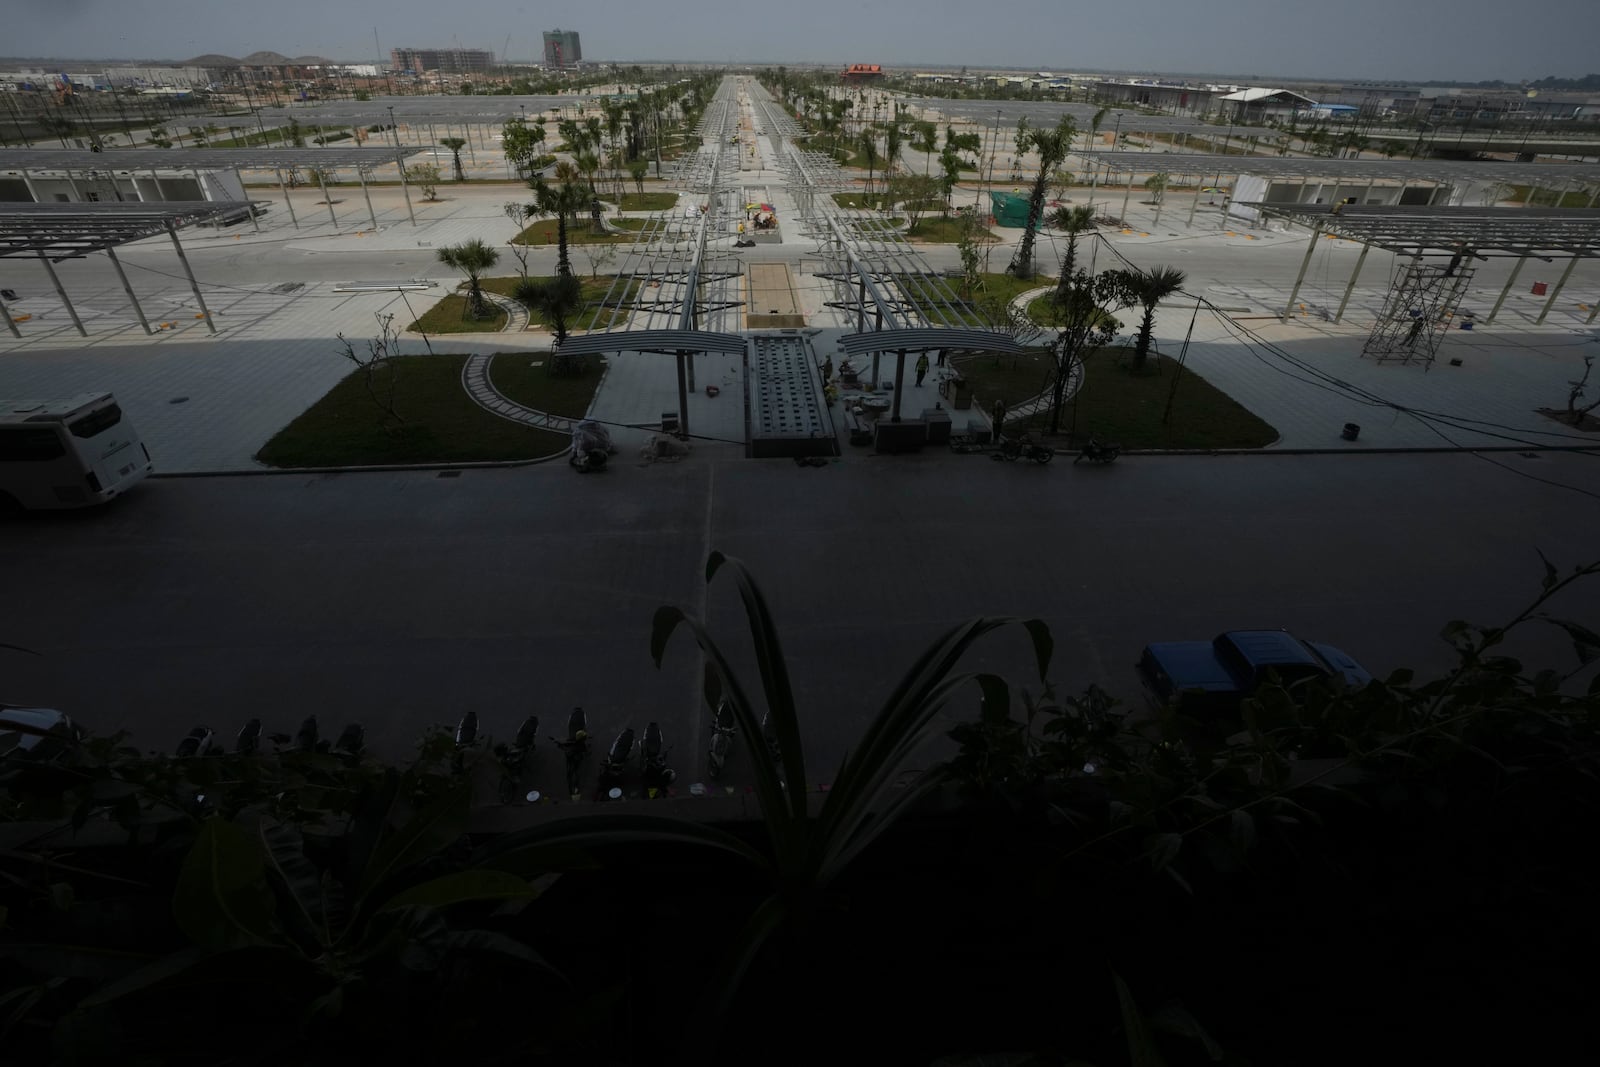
top-left (989, 191), bottom-right (1036, 228)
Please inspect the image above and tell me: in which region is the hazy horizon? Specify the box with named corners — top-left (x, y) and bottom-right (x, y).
top-left (9, 0), bottom-right (1595, 85)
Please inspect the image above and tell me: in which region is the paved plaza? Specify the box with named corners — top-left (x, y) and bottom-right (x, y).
top-left (2, 75), bottom-right (1598, 473)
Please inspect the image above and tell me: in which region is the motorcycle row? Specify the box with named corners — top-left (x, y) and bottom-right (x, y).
top-left (166, 704), bottom-right (775, 803)
top-left (977, 433), bottom-right (1121, 465)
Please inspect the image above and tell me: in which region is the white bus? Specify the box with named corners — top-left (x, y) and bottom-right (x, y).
top-left (0, 392), bottom-right (153, 514)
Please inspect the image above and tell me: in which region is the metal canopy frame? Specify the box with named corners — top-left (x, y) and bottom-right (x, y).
top-left (1245, 203), bottom-right (1600, 258)
top-left (0, 202), bottom-right (237, 339)
top-left (0, 148), bottom-right (400, 171)
top-left (1253, 203), bottom-right (1600, 328)
top-left (922, 99), bottom-right (1278, 139)
top-left (1073, 150), bottom-right (1600, 188)
top-left (548, 84), bottom-right (745, 438)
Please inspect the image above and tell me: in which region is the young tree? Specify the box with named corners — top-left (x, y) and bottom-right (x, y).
top-left (1043, 268), bottom-right (1137, 434)
top-left (439, 136), bottom-right (467, 181)
top-left (405, 164), bottom-right (442, 201)
top-left (912, 120), bottom-right (938, 176)
top-left (888, 173), bottom-right (941, 234)
top-left (955, 212), bottom-right (986, 299)
top-left (1050, 167), bottom-right (1074, 204)
top-left (580, 242), bottom-right (618, 279)
top-left (938, 146), bottom-right (962, 217)
top-left (1128, 265), bottom-right (1187, 374)
top-left (336, 313), bottom-right (406, 433)
top-left (436, 238), bottom-right (500, 320)
top-left (628, 158), bottom-right (649, 195)
top-left (501, 117), bottom-right (546, 179)
top-left (1144, 171), bottom-right (1169, 205)
top-left (503, 202), bottom-right (534, 280)
top-left (1008, 116), bottom-right (1076, 279)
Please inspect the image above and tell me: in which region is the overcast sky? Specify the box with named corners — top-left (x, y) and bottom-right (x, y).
top-left (9, 0), bottom-right (1594, 83)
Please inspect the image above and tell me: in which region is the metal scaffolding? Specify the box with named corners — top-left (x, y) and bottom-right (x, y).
top-left (1362, 260), bottom-right (1477, 367)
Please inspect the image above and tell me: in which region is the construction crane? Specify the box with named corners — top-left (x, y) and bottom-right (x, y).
top-left (501, 33), bottom-right (513, 65)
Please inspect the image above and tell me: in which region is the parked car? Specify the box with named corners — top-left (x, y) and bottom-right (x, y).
top-left (1137, 629), bottom-right (1372, 718)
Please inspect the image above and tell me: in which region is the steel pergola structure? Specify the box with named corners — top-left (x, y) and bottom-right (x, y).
top-left (0, 201), bottom-right (252, 338)
top-left (1071, 149), bottom-right (1600, 229)
top-left (1246, 202), bottom-right (1600, 325)
top-left (0, 146), bottom-right (422, 230)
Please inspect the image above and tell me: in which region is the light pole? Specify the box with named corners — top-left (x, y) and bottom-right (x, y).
top-left (387, 105), bottom-right (400, 150)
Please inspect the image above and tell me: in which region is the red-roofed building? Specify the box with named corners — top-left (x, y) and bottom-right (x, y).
top-left (841, 64), bottom-right (885, 84)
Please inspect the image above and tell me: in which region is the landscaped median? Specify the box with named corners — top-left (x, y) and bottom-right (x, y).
top-left (255, 352), bottom-right (600, 467)
top-left (407, 275), bottom-right (641, 334)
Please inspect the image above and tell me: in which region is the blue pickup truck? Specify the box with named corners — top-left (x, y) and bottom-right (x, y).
top-left (1137, 630), bottom-right (1371, 717)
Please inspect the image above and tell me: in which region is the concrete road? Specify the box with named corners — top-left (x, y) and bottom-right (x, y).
top-left (4, 451), bottom-right (1598, 790)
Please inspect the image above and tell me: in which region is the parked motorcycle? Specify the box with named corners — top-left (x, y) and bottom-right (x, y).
top-left (235, 718), bottom-right (263, 755)
top-left (992, 433), bottom-right (1055, 465)
top-left (333, 723), bottom-right (365, 763)
top-left (175, 726), bottom-right (214, 758)
top-left (552, 707), bottom-right (591, 797)
top-left (642, 720), bottom-right (677, 793)
top-left (294, 716), bottom-right (319, 753)
top-left (599, 726), bottom-right (636, 797)
top-left (499, 714), bottom-right (540, 803)
top-left (1075, 437), bottom-right (1121, 465)
top-left (707, 701), bottom-right (737, 780)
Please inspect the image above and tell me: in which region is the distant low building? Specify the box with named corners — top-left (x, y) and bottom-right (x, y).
top-left (390, 48), bottom-right (494, 75)
top-left (1218, 87), bottom-right (1318, 123)
top-left (841, 64), bottom-right (885, 85)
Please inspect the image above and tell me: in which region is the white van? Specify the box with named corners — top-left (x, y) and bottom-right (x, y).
top-left (0, 392), bottom-right (153, 513)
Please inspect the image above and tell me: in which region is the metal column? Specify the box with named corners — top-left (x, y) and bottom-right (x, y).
top-left (105, 247), bottom-right (153, 334)
top-left (356, 167), bottom-right (378, 229)
top-left (38, 251), bottom-right (87, 336)
top-left (315, 167), bottom-right (339, 231)
top-left (675, 350), bottom-right (690, 439)
top-left (1535, 253), bottom-right (1583, 325)
top-left (0, 289), bottom-right (20, 339)
top-left (1486, 256), bottom-right (1528, 324)
top-left (166, 221), bottom-right (217, 334)
top-left (396, 153), bottom-right (417, 225)
top-left (276, 168), bottom-right (299, 229)
top-left (890, 350), bottom-right (906, 420)
top-left (1281, 225), bottom-right (1323, 321)
top-left (1120, 171), bottom-right (1134, 222)
top-left (1334, 243), bottom-right (1372, 323)
top-left (234, 167), bottom-right (260, 231)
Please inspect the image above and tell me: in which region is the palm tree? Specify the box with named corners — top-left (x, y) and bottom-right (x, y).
top-left (912, 120), bottom-right (938, 176)
top-left (439, 137), bottom-right (467, 181)
top-left (436, 238), bottom-right (499, 320)
top-left (1048, 204), bottom-right (1096, 288)
top-left (1009, 116), bottom-right (1076, 278)
top-left (519, 164), bottom-right (591, 345)
top-left (858, 130), bottom-right (879, 201)
top-left (1129, 266), bottom-right (1187, 374)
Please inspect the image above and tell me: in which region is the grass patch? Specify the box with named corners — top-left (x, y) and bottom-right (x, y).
top-left (1025, 291), bottom-right (1123, 332)
top-left (833, 192), bottom-right (890, 209)
top-left (1509, 184), bottom-right (1595, 208)
top-left (408, 294), bottom-right (507, 334)
top-left (512, 221), bottom-right (635, 245)
top-left (488, 353), bottom-right (602, 417)
top-left (906, 216), bottom-right (997, 243)
top-left (904, 272), bottom-right (1047, 326)
top-left (618, 191), bottom-right (678, 211)
top-left (255, 354), bottom-right (568, 467)
top-left (952, 346), bottom-right (1278, 449)
top-left (478, 275), bottom-right (641, 330)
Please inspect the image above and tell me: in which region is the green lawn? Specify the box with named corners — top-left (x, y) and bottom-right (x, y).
top-left (479, 274), bottom-right (640, 330)
top-left (618, 191), bottom-right (678, 211)
top-left (951, 346), bottom-right (1278, 449)
top-left (907, 272), bottom-right (1044, 325)
top-left (833, 192), bottom-right (890, 209)
top-left (408, 294), bottom-right (507, 334)
top-left (488, 353), bottom-right (601, 417)
top-left (512, 221), bottom-right (636, 245)
top-left (905, 216), bottom-right (997, 243)
top-left (255, 355), bottom-right (570, 467)
top-left (1025, 291), bottom-right (1124, 332)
